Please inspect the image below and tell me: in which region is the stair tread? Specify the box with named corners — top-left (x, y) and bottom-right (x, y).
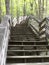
top-left (8, 45), bottom-right (49, 47)
top-left (11, 33), bottom-right (33, 35)
top-left (8, 49), bottom-right (48, 52)
top-left (9, 41), bottom-right (46, 42)
top-left (7, 55), bottom-right (49, 58)
top-left (6, 63), bottom-right (49, 65)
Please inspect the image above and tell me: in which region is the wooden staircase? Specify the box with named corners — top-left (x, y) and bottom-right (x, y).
top-left (6, 23), bottom-right (49, 64)
top-left (6, 17), bottom-right (49, 65)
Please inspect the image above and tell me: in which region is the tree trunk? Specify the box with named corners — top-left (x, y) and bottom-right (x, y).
top-left (38, 0), bottom-right (45, 20)
top-left (5, 0), bottom-right (10, 15)
top-left (34, 0), bottom-right (38, 17)
top-left (0, 0), bottom-right (1, 23)
top-left (23, 0), bottom-right (26, 16)
top-left (16, 0), bottom-right (19, 23)
top-left (41, 0), bottom-right (44, 19)
top-left (46, 0), bottom-right (47, 16)
top-left (38, 0), bottom-right (42, 20)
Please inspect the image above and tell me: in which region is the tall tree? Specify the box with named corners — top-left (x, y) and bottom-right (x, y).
top-left (34, 0), bottom-right (38, 17)
top-left (41, 0), bottom-right (44, 19)
top-left (0, 0), bottom-right (1, 22)
top-left (30, 0), bottom-right (33, 15)
top-left (16, 0), bottom-right (19, 23)
top-left (46, 0), bottom-right (47, 16)
top-left (5, 0), bottom-right (10, 14)
top-left (38, 0), bottom-right (42, 20)
top-left (23, 0), bottom-right (26, 16)
top-left (38, 0), bottom-right (45, 20)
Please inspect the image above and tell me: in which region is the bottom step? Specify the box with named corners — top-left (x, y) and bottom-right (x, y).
top-left (7, 56), bottom-right (49, 63)
top-left (7, 63), bottom-right (49, 65)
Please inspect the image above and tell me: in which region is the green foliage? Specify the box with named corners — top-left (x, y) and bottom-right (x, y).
top-left (0, 0), bottom-right (49, 18)
top-left (1, 0), bottom-right (6, 16)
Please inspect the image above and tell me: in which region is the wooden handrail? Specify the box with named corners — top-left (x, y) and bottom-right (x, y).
top-left (39, 24), bottom-right (45, 31)
top-left (28, 16), bottom-right (48, 41)
top-left (40, 31), bottom-right (45, 36)
top-left (46, 17), bottom-right (49, 20)
top-left (30, 24), bottom-right (39, 35)
top-left (46, 32), bottom-right (49, 38)
top-left (39, 18), bottom-right (46, 26)
top-left (39, 18), bottom-right (47, 41)
top-left (29, 15), bottom-right (40, 23)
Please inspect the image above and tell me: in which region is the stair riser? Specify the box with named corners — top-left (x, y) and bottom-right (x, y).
top-left (7, 58), bottom-right (49, 63)
top-left (9, 42), bottom-right (47, 45)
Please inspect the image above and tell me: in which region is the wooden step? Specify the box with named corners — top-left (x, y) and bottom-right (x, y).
top-left (8, 49), bottom-right (48, 52)
top-left (8, 45), bottom-right (49, 47)
top-left (6, 23), bottom-right (48, 63)
top-left (9, 41), bottom-right (46, 43)
top-left (6, 63), bottom-right (49, 65)
top-left (7, 57), bottom-right (49, 63)
top-left (7, 55), bottom-right (49, 63)
top-left (9, 41), bottom-right (47, 45)
top-left (7, 55), bottom-right (49, 58)
top-left (11, 34), bottom-right (33, 35)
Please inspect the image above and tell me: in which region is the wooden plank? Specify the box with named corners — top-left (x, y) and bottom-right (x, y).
top-left (9, 40), bottom-right (46, 43)
top-left (40, 31), bottom-right (45, 36)
top-left (8, 45), bottom-right (49, 47)
top-left (46, 17), bottom-right (49, 20)
top-left (6, 63), bottom-right (49, 65)
top-left (40, 37), bottom-right (46, 41)
top-left (39, 24), bottom-right (45, 31)
top-left (46, 25), bottom-right (49, 30)
top-left (10, 34), bottom-right (33, 35)
top-left (7, 55), bottom-right (49, 58)
top-left (30, 24), bottom-right (39, 34)
top-left (39, 18), bottom-right (46, 26)
top-left (46, 33), bottom-right (49, 38)
top-left (29, 15), bottom-right (40, 23)
top-left (8, 50), bottom-right (48, 52)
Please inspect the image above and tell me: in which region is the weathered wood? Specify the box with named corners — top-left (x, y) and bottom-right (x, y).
top-left (6, 63), bottom-right (49, 65)
top-left (9, 40), bottom-right (46, 43)
top-left (39, 24), bottom-right (45, 31)
top-left (30, 24), bottom-right (39, 34)
top-left (8, 45), bottom-right (49, 47)
top-left (29, 15), bottom-right (40, 23)
top-left (7, 55), bottom-right (49, 58)
top-left (39, 18), bottom-right (46, 26)
top-left (6, 17), bottom-right (49, 64)
top-left (8, 50), bottom-right (48, 52)
top-left (40, 31), bottom-right (45, 36)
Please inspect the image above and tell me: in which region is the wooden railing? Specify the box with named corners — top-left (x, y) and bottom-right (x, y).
top-left (45, 17), bottom-right (49, 42)
top-left (39, 18), bottom-right (46, 41)
top-left (39, 17), bottom-right (49, 42)
top-left (29, 15), bottom-right (40, 40)
top-left (0, 15), bottom-right (49, 65)
top-left (29, 16), bottom-right (49, 42)
top-left (29, 15), bottom-right (40, 23)
top-left (0, 15), bottom-right (11, 65)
